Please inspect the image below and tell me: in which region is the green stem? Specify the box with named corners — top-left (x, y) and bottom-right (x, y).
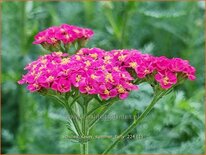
top-left (70, 94), bottom-right (80, 107)
top-left (50, 94), bottom-right (82, 136)
top-left (80, 143), bottom-right (88, 155)
top-left (86, 105), bottom-right (104, 117)
top-left (86, 102), bottom-right (110, 117)
top-left (88, 98), bottom-right (118, 130)
top-left (47, 94), bottom-right (65, 106)
top-left (81, 99), bottom-right (89, 154)
top-left (102, 90), bottom-right (170, 154)
top-left (65, 102), bottom-right (82, 136)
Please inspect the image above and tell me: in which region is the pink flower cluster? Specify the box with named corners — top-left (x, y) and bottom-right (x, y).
top-left (33, 24), bottom-right (94, 45)
top-left (18, 49), bottom-right (138, 100)
top-left (111, 49), bottom-right (196, 89)
top-left (18, 48), bottom-right (196, 99)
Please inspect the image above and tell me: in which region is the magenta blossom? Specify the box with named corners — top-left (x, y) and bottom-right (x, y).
top-left (33, 24), bottom-right (94, 46)
top-left (155, 71), bottom-right (177, 89)
top-left (18, 49), bottom-right (138, 100)
top-left (18, 48), bottom-right (196, 99)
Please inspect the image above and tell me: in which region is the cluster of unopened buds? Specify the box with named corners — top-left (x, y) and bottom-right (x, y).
top-left (19, 27), bottom-right (196, 99)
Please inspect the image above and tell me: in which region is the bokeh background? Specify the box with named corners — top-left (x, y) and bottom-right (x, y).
top-left (1, 1), bottom-right (205, 154)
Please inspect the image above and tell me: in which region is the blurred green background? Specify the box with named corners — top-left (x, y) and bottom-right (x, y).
top-left (1, 1), bottom-right (205, 154)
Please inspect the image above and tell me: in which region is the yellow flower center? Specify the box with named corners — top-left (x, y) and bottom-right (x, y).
top-left (75, 55), bottom-right (81, 60)
top-left (163, 76), bottom-right (169, 85)
top-left (104, 55), bottom-right (112, 64)
top-left (55, 52), bottom-right (62, 56)
top-left (117, 85), bottom-right (125, 94)
top-left (35, 72), bottom-right (42, 79)
top-left (32, 64), bottom-right (37, 69)
top-left (104, 60), bottom-right (111, 64)
top-left (78, 50), bottom-right (83, 55)
top-left (101, 65), bottom-right (106, 70)
top-left (91, 74), bottom-right (97, 79)
top-left (105, 73), bottom-right (114, 82)
top-left (104, 55), bottom-right (111, 61)
top-left (144, 69), bottom-right (150, 74)
top-left (85, 86), bottom-right (91, 91)
top-left (39, 65), bottom-right (46, 70)
top-left (114, 67), bottom-right (120, 72)
top-left (61, 58), bottom-right (70, 64)
top-left (85, 60), bottom-right (91, 67)
top-left (76, 75), bottom-right (81, 82)
top-left (41, 59), bottom-right (47, 64)
top-left (118, 55), bottom-right (126, 61)
top-left (104, 89), bottom-right (110, 95)
top-left (129, 62), bottom-right (137, 68)
top-left (114, 50), bottom-right (123, 56)
top-left (46, 76), bottom-right (54, 82)
top-left (51, 38), bottom-right (57, 43)
top-left (114, 52), bottom-right (118, 55)
top-left (31, 71), bottom-right (36, 75)
top-left (90, 53), bottom-right (98, 59)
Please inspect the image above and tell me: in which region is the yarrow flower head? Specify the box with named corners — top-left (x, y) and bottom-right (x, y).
top-left (18, 49), bottom-right (138, 100)
top-left (110, 49), bottom-right (196, 89)
top-left (18, 47), bottom-right (196, 100)
top-left (33, 24), bottom-right (94, 51)
top-left (154, 56), bottom-right (196, 88)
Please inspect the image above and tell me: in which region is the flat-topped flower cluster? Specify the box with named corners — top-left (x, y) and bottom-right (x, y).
top-left (33, 24), bottom-right (94, 50)
top-left (18, 48), bottom-right (196, 100)
top-left (111, 49), bottom-right (196, 89)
